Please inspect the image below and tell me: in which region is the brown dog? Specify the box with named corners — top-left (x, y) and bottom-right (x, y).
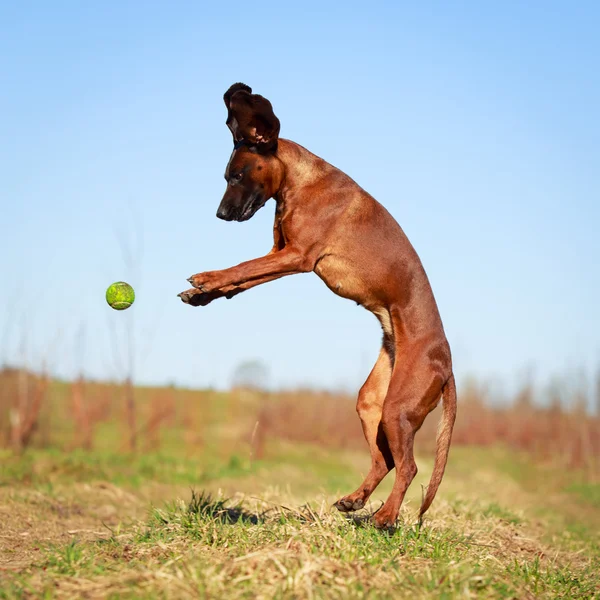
top-left (179, 83), bottom-right (457, 528)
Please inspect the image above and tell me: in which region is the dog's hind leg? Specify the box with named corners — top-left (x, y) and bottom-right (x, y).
top-left (334, 338), bottom-right (394, 512)
top-left (370, 352), bottom-right (446, 530)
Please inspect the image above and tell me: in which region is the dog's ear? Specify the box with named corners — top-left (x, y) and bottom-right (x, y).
top-left (223, 83), bottom-right (280, 151)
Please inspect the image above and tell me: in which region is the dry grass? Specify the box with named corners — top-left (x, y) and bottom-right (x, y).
top-left (1, 444), bottom-right (599, 599)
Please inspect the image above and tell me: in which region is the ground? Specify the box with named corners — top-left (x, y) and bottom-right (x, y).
top-left (1, 441), bottom-right (599, 599)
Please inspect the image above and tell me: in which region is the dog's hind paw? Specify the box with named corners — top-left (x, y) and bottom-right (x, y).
top-left (333, 497), bottom-right (365, 513)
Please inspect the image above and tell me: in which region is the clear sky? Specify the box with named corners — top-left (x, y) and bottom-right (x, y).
top-left (1, 1), bottom-right (598, 396)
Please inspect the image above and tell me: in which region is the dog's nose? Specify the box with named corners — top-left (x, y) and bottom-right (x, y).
top-left (216, 206), bottom-right (229, 220)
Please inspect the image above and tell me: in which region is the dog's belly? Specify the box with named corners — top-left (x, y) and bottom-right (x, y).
top-left (314, 254), bottom-right (394, 338)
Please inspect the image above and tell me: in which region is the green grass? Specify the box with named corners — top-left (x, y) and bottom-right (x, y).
top-left (0, 442), bottom-right (362, 497)
top-left (0, 448), bottom-right (255, 488)
top-left (565, 481), bottom-right (600, 508)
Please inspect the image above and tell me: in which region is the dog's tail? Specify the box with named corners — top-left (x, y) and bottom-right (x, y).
top-left (418, 372), bottom-right (457, 519)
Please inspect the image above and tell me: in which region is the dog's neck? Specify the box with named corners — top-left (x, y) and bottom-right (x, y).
top-left (274, 139), bottom-right (333, 204)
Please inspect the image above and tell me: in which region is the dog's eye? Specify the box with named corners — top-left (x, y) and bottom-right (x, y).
top-left (234, 172), bottom-right (244, 181)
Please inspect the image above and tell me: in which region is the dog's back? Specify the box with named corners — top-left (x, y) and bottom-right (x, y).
top-left (276, 139), bottom-right (447, 340)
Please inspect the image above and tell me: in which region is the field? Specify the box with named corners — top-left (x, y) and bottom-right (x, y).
top-left (1, 373), bottom-right (600, 598)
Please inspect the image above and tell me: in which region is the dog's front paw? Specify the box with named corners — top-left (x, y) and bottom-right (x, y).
top-left (187, 271), bottom-right (221, 292)
top-left (178, 288), bottom-right (216, 307)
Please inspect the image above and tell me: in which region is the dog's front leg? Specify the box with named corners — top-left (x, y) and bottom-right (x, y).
top-left (187, 247), bottom-right (311, 293)
top-left (178, 272), bottom-right (288, 306)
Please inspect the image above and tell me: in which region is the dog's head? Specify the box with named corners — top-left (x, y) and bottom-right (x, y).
top-left (216, 83), bottom-right (283, 222)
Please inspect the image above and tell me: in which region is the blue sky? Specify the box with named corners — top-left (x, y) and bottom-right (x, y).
top-left (1, 1), bottom-right (598, 396)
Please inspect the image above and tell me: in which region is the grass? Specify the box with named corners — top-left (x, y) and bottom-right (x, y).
top-left (565, 481), bottom-right (600, 508)
top-left (1, 376), bottom-right (599, 597)
top-left (1, 443), bottom-right (599, 599)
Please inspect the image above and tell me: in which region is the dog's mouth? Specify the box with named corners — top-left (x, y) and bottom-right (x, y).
top-left (238, 193), bottom-right (267, 222)
top-left (217, 192), bottom-right (267, 222)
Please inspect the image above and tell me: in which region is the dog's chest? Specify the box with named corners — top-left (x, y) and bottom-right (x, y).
top-left (314, 253), bottom-right (371, 304)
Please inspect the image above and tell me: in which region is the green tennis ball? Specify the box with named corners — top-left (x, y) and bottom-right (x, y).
top-left (106, 281), bottom-right (135, 310)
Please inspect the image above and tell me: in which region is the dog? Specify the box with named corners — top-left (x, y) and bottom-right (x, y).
top-left (178, 83), bottom-right (457, 528)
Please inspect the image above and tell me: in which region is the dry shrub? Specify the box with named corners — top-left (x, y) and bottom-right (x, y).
top-left (259, 390), bottom-right (363, 451)
top-left (143, 389), bottom-right (177, 452)
top-left (2, 366), bottom-right (598, 478)
top-left (181, 392), bottom-right (205, 449)
top-left (260, 381), bottom-right (600, 477)
top-left (0, 367), bottom-right (48, 451)
top-left (71, 376), bottom-right (92, 450)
